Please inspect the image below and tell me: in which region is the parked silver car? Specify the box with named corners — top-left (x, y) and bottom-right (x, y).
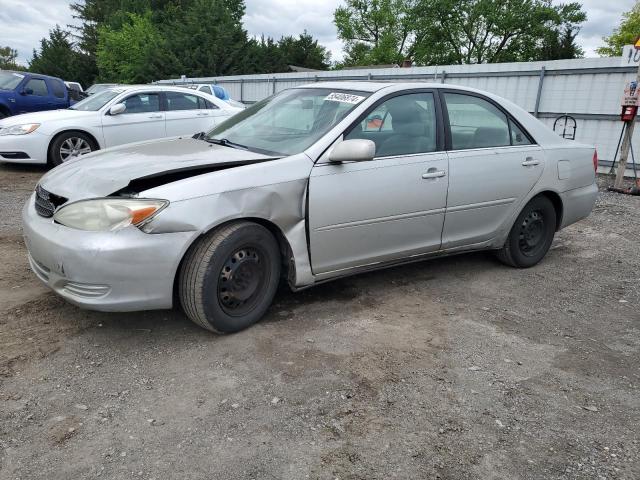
top-left (22, 82), bottom-right (598, 333)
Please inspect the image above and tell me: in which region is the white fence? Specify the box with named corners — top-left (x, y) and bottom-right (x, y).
top-left (157, 57), bottom-right (640, 168)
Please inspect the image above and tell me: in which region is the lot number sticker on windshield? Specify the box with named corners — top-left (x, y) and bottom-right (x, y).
top-left (325, 92), bottom-right (366, 104)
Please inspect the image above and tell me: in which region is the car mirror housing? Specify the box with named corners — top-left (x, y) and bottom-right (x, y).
top-left (329, 139), bottom-right (376, 163)
top-left (109, 103), bottom-right (126, 115)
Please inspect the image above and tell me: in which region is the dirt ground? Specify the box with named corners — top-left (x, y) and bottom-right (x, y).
top-left (0, 163), bottom-right (638, 480)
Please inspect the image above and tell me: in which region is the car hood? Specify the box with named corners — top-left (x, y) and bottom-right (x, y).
top-left (39, 137), bottom-right (277, 201)
top-left (0, 108), bottom-right (95, 127)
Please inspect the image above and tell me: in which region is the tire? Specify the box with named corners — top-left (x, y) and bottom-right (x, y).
top-left (497, 195), bottom-right (557, 268)
top-left (0, 110), bottom-right (8, 120)
top-left (48, 131), bottom-right (97, 167)
top-left (179, 221), bottom-right (281, 333)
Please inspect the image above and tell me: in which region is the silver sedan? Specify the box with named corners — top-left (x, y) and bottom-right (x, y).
top-left (22, 82), bottom-right (598, 333)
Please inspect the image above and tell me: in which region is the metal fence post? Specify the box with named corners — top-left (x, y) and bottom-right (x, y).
top-left (272, 77), bottom-right (277, 94)
top-left (534, 66), bottom-right (546, 117)
top-left (240, 79), bottom-right (244, 103)
top-left (440, 70), bottom-right (447, 83)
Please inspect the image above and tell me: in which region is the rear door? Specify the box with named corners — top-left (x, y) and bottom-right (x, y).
top-left (441, 91), bottom-right (544, 249)
top-left (164, 91), bottom-right (215, 136)
top-left (308, 91), bottom-right (449, 274)
top-left (47, 78), bottom-right (68, 109)
top-left (101, 91), bottom-right (165, 147)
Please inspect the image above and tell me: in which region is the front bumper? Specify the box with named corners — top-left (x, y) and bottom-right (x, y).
top-left (22, 194), bottom-right (196, 311)
top-left (0, 131), bottom-right (49, 164)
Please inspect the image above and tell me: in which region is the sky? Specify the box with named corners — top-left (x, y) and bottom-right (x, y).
top-left (0, 0), bottom-right (635, 66)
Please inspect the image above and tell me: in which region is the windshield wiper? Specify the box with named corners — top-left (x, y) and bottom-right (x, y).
top-left (205, 137), bottom-right (249, 150)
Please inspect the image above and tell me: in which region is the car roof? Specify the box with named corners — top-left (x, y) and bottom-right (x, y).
top-left (2, 70), bottom-right (64, 82)
top-left (297, 81), bottom-right (499, 94)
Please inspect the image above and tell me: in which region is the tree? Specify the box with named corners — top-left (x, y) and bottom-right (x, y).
top-left (29, 26), bottom-right (91, 85)
top-left (277, 32), bottom-right (331, 70)
top-left (334, 0), bottom-right (587, 67)
top-left (597, 2), bottom-right (640, 57)
top-left (96, 12), bottom-right (165, 83)
top-left (334, 0), bottom-right (419, 66)
top-left (0, 46), bottom-right (21, 70)
top-left (164, 0), bottom-right (251, 77)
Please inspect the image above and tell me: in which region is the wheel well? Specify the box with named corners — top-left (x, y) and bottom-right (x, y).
top-left (47, 129), bottom-right (100, 164)
top-left (0, 104), bottom-right (10, 117)
top-left (171, 218), bottom-right (295, 307)
top-left (537, 191), bottom-right (563, 231)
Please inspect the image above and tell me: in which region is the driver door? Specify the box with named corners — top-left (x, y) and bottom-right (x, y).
top-left (308, 91), bottom-right (449, 275)
top-left (101, 91), bottom-right (166, 147)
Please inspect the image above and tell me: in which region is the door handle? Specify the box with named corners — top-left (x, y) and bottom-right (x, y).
top-left (422, 170), bottom-right (446, 179)
top-left (196, 112), bottom-right (210, 117)
top-left (522, 157), bottom-right (540, 167)
top-left (148, 114), bottom-right (163, 119)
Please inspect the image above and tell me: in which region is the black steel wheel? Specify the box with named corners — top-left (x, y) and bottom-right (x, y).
top-left (497, 195), bottom-right (556, 268)
top-left (218, 246), bottom-right (268, 316)
top-left (179, 221), bottom-right (281, 333)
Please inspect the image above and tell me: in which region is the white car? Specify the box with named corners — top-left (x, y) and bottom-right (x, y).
top-left (0, 85), bottom-right (243, 166)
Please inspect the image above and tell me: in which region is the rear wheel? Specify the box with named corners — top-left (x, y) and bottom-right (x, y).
top-left (49, 131), bottom-right (97, 167)
top-left (497, 196), bottom-right (556, 268)
top-left (179, 222), bottom-right (281, 333)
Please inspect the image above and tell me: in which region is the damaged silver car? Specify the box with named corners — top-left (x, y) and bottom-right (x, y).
top-left (23, 82), bottom-right (598, 333)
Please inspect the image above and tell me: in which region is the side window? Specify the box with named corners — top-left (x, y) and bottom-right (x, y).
top-left (198, 85), bottom-right (211, 95)
top-left (25, 78), bottom-right (49, 96)
top-left (510, 119), bottom-right (532, 145)
top-left (166, 92), bottom-right (201, 111)
top-left (345, 92), bottom-right (438, 157)
top-left (444, 93), bottom-right (511, 150)
top-left (123, 93), bottom-right (160, 113)
top-left (199, 97), bottom-right (218, 110)
top-left (50, 79), bottom-right (66, 99)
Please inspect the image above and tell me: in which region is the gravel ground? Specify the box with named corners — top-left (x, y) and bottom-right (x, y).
top-left (0, 163), bottom-right (638, 480)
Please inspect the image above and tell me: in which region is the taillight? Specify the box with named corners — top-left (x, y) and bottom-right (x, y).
top-left (593, 149), bottom-right (598, 172)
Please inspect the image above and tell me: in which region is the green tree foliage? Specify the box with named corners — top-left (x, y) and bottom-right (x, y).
top-left (0, 46), bottom-right (22, 70)
top-left (96, 12), bottom-right (165, 83)
top-left (29, 26), bottom-right (92, 85)
top-left (334, 0), bottom-right (587, 67)
top-left (62, 0), bottom-right (330, 84)
top-left (597, 2), bottom-right (640, 57)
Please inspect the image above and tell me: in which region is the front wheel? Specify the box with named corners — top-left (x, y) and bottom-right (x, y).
top-left (49, 131), bottom-right (97, 167)
top-left (179, 222), bottom-right (281, 333)
top-left (497, 196), bottom-right (557, 268)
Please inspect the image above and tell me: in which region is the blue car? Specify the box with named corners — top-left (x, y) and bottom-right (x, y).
top-left (0, 71), bottom-right (70, 119)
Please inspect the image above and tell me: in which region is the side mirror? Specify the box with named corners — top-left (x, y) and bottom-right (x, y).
top-left (109, 103), bottom-right (126, 115)
top-left (329, 139), bottom-right (376, 163)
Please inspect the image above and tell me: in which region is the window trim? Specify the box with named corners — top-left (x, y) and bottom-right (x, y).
top-left (438, 89), bottom-right (536, 151)
top-left (342, 88), bottom-right (445, 160)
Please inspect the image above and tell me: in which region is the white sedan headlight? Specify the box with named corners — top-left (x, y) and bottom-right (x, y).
top-left (53, 198), bottom-right (169, 231)
top-left (0, 123), bottom-right (40, 136)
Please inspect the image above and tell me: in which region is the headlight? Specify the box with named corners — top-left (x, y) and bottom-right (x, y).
top-left (53, 198), bottom-right (169, 231)
top-left (0, 123), bottom-right (40, 136)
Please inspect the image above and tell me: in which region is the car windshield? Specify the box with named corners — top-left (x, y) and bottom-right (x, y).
top-left (0, 71), bottom-right (24, 91)
top-left (69, 89), bottom-right (122, 111)
top-left (205, 88), bottom-right (370, 156)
